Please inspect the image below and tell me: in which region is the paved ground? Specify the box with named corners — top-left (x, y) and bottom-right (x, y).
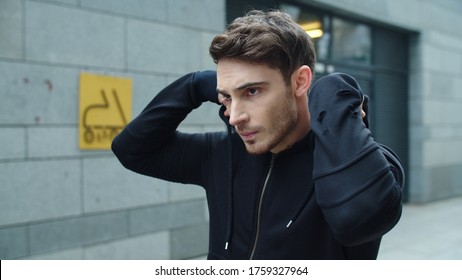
top-left (378, 196), bottom-right (462, 259)
top-left (194, 196), bottom-right (462, 260)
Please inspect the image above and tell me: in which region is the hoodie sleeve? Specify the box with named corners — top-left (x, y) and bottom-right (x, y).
top-left (309, 72), bottom-right (404, 246)
top-left (111, 70), bottom-right (218, 185)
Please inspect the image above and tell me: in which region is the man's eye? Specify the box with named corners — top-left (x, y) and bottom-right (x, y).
top-left (219, 93), bottom-right (231, 105)
top-left (247, 88), bottom-right (259, 96)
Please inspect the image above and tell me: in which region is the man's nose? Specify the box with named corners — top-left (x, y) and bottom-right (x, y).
top-left (228, 101), bottom-right (248, 127)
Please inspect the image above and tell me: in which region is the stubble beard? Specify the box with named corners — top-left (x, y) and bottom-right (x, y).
top-left (244, 89), bottom-right (297, 155)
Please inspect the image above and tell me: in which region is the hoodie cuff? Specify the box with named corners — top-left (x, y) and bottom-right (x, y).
top-left (193, 70), bottom-right (219, 104)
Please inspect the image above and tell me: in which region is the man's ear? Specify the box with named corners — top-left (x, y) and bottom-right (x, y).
top-left (293, 65), bottom-right (312, 97)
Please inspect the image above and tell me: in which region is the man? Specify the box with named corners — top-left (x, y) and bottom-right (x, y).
top-left (112, 10), bottom-right (404, 259)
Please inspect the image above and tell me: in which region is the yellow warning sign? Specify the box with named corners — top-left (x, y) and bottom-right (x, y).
top-left (79, 73), bottom-right (132, 150)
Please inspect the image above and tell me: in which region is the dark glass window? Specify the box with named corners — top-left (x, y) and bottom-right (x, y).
top-left (280, 3), bottom-right (371, 64)
top-left (331, 17), bottom-right (371, 64)
top-left (280, 4), bottom-right (329, 60)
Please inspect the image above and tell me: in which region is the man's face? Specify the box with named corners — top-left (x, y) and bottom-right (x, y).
top-left (217, 59), bottom-right (298, 155)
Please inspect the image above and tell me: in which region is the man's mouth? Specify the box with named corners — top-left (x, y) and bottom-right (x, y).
top-left (238, 131), bottom-right (257, 141)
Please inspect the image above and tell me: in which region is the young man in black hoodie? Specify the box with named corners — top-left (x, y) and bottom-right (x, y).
top-left (112, 10), bottom-right (404, 260)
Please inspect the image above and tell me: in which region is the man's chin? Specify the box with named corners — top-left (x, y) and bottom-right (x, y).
top-left (244, 143), bottom-right (271, 155)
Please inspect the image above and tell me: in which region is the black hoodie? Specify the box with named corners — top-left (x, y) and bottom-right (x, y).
top-left (111, 70), bottom-right (404, 260)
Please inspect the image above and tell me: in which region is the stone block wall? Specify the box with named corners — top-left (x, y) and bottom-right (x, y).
top-left (0, 0), bottom-right (225, 259)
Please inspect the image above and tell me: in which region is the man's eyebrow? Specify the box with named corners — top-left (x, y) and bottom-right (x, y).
top-left (236, 81), bottom-right (269, 90)
top-left (217, 81), bottom-right (269, 95)
top-left (216, 88), bottom-right (228, 95)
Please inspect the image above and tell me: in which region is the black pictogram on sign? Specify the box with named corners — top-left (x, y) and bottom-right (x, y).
top-left (82, 89), bottom-right (127, 144)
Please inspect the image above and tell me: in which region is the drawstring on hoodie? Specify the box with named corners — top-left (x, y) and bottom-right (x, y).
top-left (286, 133), bottom-right (315, 229)
top-left (286, 186), bottom-right (314, 228)
top-left (225, 124), bottom-right (234, 250)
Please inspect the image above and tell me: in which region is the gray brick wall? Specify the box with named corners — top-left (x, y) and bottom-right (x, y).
top-left (1, 0), bottom-right (224, 259)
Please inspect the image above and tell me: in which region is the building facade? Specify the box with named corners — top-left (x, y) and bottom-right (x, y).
top-left (1, 0), bottom-right (461, 259)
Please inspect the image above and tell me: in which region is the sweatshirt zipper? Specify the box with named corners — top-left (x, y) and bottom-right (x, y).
top-left (249, 154), bottom-right (276, 259)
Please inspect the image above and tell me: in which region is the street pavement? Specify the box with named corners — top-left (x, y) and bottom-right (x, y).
top-left (378, 196), bottom-right (462, 259)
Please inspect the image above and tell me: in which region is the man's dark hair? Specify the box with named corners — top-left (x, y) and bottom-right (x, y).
top-left (209, 10), bottom-right (316, 84)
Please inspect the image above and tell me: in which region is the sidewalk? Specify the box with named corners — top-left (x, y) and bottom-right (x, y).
top-left (378, 196), bottom-right (462, 259)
